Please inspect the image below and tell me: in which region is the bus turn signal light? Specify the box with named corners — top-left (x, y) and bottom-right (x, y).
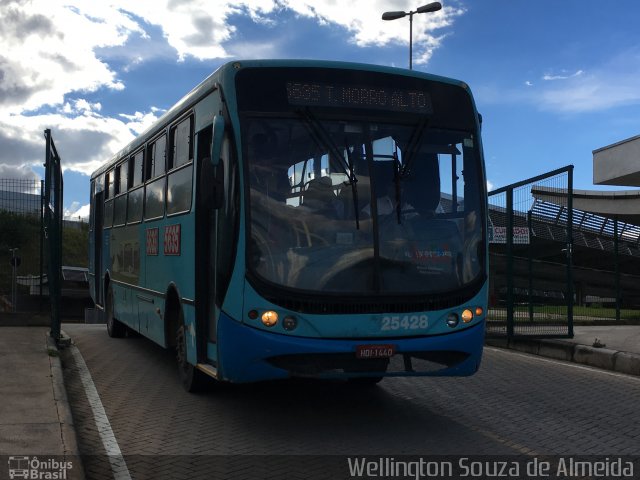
top-left (475, 307), bottom-right (484, 317)
top-left (461, 309), bottom-right (473, 323)
top-left (261, 311), bottom-right (278, 327)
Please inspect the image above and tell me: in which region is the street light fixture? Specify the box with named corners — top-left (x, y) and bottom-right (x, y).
top-left (382, 2), bottom-right (442, 70)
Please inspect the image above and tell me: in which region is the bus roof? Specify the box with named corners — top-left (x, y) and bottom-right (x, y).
top-left (91, 59), bottom-right (472, 180)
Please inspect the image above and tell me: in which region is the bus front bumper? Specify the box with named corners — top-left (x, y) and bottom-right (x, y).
top-left (217, 313), bottom-right (485, 383)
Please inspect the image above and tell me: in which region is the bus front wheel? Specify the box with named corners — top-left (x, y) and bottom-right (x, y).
top-left (105, 286), bottom-right (126, 338)
top-left (175, 314), bottom-right (207, 392)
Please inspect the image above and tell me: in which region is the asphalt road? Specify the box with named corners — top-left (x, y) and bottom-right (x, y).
top-left (60, 323), bottom-right (640, 480)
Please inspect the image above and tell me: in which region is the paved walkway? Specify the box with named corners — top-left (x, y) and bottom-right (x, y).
top-left (487, 325), bottom-right (640, 375)
top-left (0, 327), bottom-right (83, 479)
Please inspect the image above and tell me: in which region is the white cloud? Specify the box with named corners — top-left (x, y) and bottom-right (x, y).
top-left (478, 50), bottom-right (640, 114)
top-left (0, 105), bottom-right (161, 176)
top-left (64, 201), bottom-right (90, 221)
top-left (284, 1), bottom-right (464, 65)
top-left (1, 0), bottom-right (464, 115)
top-left (0, 1), bottom-right (132, 114)
top-left (542, 69), bottom-right (584, 81)
top-left (538, 53), bottom-right (640, 112)
top-left (0, 0), bottom-right (464, 197)
top-left (487, 179), bottom-right (495, 192)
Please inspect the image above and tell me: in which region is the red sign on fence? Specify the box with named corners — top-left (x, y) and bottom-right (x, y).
top-left (164, 224), bottom-right (181, 256)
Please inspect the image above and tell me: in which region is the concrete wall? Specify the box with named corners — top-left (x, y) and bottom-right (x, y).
top-left (593, 134), bottom-right (640, 186)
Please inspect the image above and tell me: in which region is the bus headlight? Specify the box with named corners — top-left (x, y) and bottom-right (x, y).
top-left (261, 311), bottom-right (278, 327)
top-left (446, 312), bottom-right (459, 328)
top-left (461, 309), bottom-right (473, 323)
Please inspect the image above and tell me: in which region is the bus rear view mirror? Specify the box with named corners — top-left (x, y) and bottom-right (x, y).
top-left (210, 115), bottom-right (225, 166)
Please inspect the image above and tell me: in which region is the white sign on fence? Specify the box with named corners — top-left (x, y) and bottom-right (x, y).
top-left (489, 226), bottom-right (530, 244)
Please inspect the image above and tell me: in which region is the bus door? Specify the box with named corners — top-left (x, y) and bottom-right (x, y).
top-left (196, 117), bottom-right (236, 365)
top-left (195, 124), bottom-right (217, 362)
top-left (94, 188), bottom-right (104, 307)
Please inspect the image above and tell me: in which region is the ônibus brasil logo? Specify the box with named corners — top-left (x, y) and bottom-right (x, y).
top-left (7, 456), bottom-right (72, 479)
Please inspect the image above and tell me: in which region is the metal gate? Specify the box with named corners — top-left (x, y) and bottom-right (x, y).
top-left (487, 166), bottom-right (574, 338)
top-left (45, 129), bottom-right (63, 340)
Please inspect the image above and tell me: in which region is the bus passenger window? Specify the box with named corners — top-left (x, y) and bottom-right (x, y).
top-left (167, 165), bottom-right (193, 215)
top-left (170, 116), bottom-right (193, 169)
top-left (114, 194), bottom-right (127, 227)
top-left (127, 187), bottom-right (144, 224)
top-left (116, 161), bottom-right (128, 195)
top-left (129, 151), bottom-right (144, 188)
top-left (104, 199), bottom-right (114, 228)
top-left (106, 170), bottom-right (114, 199)
top-left (145, 135), bottom-right (166, 180)
top-left (145, 177), bottom-right (165, 220)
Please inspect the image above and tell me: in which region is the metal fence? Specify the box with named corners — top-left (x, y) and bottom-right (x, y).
top-left (487, 166), bottom-right (574, 338)
top-left (0, 179), bottom-right (45, 313)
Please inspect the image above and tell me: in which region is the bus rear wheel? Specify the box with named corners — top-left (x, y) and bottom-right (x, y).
top-left (105, 286), bottom-right (126, 338)
top-left (175, 314), bottom-right (207, 392)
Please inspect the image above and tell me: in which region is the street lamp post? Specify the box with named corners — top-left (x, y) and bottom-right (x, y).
top-left (382, 2), bottom-right (442, 70)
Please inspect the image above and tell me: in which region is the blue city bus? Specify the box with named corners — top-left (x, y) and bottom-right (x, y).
top-left (88, 60), bottom-right (488, 391)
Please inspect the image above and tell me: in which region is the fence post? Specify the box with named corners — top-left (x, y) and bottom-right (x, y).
top-left (45, 129), bottom-right (62, 342)
top-left (506, 187), bottom-right (514, 339)
top-left (566, 165), bottom-right (574, 338)
top-left (614, 216), bottom-right (620, 322)
top-left (40, 179), bottom-right (44, 311)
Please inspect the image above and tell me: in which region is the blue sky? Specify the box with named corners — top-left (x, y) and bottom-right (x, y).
top-left (2, 0), bottom-right (640, 219)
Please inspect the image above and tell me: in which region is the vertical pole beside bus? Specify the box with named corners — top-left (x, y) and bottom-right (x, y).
top-left (527, 210), bottom-right (533, 323)
top-left (506, 187), bottom-right (514, 339)
top-left (614, 216), bottom-right (620, 323)
top-left (39, 179), bottom-right (44, 311)
top-left (45, 129), bottom-right (62, 342)
top-left (566, 166), bottom-right (574, 338)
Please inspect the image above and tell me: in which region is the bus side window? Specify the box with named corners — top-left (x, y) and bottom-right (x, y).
top-left (127, 150), bottom-right (144, 224)
top-left (166, 115), bottom-right (194, 216)
top-left (145, 135), bottom-right (167, 221)
top-left (169, 116), bottom-right (193, 170)
top-left (104, 169), bottom-right (114, 228)
top-left (129, 150), bottom-right (144, 189)
top-left (113, 160), bottom-right (128, 227)
top-left (145, 135), bottom-right (166, 181)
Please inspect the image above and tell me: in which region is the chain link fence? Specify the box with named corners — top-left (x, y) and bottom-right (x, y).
top-left (0, 179), bottom-right (45, 313)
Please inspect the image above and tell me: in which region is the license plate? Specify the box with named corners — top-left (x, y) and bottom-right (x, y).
top-left (356, 344), bottom-right (396, 359)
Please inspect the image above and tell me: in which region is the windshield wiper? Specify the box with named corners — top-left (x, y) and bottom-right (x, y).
top-left (296, 108), bottom-right (361, 229)
top-left (343, 142), bottom-right (360, 230)
top-left (393, 146), bottom-right (402, 225)
top-left (400, 118), bottom-right (428, 178)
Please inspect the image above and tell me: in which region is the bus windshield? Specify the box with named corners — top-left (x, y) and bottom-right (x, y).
top-left (243, 114), bottom-right (484, 296)
top-left (237, 67), bottom-right (484, 297)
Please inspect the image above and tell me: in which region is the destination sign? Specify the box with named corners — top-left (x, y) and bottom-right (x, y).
top-left (286, 81), bottom-right (433, 114)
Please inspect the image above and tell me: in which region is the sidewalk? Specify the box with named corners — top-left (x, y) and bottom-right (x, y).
top-left (0, 326), bottom-right (83, 479)
top-left (486, 325), bottom-right (640, 376)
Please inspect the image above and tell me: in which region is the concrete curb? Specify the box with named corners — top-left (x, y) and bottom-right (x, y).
top-left (46, 333), bottom-right (86, 480)
top-left (486, 337), bottom-right (640, 376)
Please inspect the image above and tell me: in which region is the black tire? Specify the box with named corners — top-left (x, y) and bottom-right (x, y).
top-left (176, 311), bottom-right (208, 392)
top-left (105, 285), bottom-right (126, 338)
